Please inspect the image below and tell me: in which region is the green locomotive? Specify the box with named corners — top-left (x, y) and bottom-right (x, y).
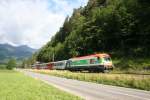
top-left (66, 53), bottom-right (113, 72)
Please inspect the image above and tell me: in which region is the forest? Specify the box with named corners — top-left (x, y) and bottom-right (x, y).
top-left (26, 0), bottom-right (150, 70)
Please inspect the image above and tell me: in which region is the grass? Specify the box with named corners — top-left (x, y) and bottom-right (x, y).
top-left (0, 70), bottom-right (82, 100)
top-left (31, 69), bottom-right (150, 91)
top-left (113, 57), bottom-right (150, 73)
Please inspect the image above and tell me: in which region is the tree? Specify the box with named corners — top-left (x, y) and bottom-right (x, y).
top-left (21, 59), bottom-right (26, 68)
top-left (36, 0), bottom-right (150, 62)
top-left (6, 58), bottom-right (17, 70)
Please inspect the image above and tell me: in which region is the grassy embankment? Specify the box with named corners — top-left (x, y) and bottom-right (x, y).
top-left (31, 69), bottom-right (150, 91)
top-left (0, 70), bottom-right (82, 100)
top-left (112, 57), bottom-right (150, 74)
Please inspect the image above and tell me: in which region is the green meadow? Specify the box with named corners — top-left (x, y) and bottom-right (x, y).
top-left (0, 70), bottom-right (82, 100)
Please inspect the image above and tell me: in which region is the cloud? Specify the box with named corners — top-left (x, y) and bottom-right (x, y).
top-left (0, 0), bottom-right (88, 49)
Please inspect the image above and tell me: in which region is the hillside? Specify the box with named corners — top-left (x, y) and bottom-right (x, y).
top-left (0, 43), bottom-right (36, 63)
top-left (36, 0), bottom-right (150, 70)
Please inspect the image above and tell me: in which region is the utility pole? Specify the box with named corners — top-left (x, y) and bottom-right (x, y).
top-left (53, 48), bottom-right (55, 62)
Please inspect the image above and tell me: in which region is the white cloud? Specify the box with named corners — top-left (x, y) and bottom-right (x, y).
top-left (0, 0), bottom-right (88, 49)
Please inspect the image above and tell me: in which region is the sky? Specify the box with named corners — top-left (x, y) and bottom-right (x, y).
top-left (0, 0), bottom-right (88, 49)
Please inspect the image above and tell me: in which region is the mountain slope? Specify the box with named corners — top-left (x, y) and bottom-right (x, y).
top-left (0, 44), bottom-right (36, 62)
top-left (37, 0), bottom-right (150, 62)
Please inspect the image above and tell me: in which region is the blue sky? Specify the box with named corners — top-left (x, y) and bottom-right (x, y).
top-left (0, 0), bottom-right (88, 49)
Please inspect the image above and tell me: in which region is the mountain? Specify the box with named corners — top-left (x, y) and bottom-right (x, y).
top-left (0, 43), bottom-right (37, 63)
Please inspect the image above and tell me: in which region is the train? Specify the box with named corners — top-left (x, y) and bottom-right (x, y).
top-left (32, 53), bottom-right (114, 72)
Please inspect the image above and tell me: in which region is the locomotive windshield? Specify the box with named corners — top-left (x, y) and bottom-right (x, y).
top-left (103, 57), bottom-right (111, 62)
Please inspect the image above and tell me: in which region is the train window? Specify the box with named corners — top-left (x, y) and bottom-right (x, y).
top-left (104, 57), bottom-right (111, 61)
top-left (54, 62), bottom-right (64, 66)
top-left (90, 59), bottom-right (95, 64)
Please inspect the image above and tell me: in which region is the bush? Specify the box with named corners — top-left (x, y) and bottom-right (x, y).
top-left (6, 58), bottom-right (17, 70)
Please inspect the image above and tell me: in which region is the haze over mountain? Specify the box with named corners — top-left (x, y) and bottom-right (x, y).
top-left (0, 43), bottom-right (36, 63)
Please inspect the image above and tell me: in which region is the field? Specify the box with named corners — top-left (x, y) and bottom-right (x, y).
top-left (31, 69), bottom-right (150, 91)
top-left (0, 70), bottom-right (82, 100)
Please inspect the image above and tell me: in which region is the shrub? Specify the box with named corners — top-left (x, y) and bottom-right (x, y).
top-left (6, 58), bottom-right (17, 70)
